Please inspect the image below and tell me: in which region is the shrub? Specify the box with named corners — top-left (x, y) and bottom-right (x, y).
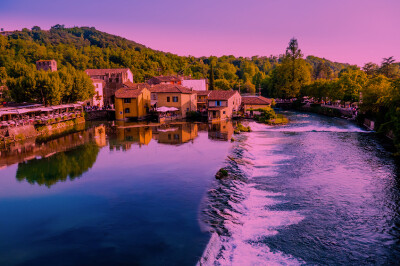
top-left (237, 123), bottom-right (251, 132)
top-left (186, 111), bottom-right (202, 121)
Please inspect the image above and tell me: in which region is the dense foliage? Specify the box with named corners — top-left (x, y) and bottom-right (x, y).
top-left (0, 26), bottom-right (351, 104)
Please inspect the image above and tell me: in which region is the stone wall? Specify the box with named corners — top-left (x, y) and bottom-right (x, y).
top-left (7, 125), bottom-right (37, 140)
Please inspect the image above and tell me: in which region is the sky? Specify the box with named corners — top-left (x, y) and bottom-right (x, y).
top-left (1, 0), bottom-right (399, 66)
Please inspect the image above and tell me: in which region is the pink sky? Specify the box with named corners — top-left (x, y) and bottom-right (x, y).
top-left (1, 0), bottom-right (399, 66)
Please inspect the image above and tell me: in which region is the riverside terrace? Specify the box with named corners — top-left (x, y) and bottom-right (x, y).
top-left (0, 104), bottom-right (83, 129)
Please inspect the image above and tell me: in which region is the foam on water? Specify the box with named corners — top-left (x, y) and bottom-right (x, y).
top-left (199, 127), bottom-right (305, 265)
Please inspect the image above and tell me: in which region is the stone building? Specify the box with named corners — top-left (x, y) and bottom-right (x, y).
top-left (36, 60), bottom-right (57, 72)
top-left (85, 68), bottom-right (134, 105)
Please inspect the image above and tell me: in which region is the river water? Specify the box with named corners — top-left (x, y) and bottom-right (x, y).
top-left (201, 111), bottom-right (400, 265)
top-left (0, 112), bottom-right (399, 265)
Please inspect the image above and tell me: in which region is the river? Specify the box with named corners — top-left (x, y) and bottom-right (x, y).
top-left (0, 112), bottom-right (399, 265)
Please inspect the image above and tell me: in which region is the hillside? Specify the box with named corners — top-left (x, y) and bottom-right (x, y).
top-left (0, 25), bottom-right (355, 99)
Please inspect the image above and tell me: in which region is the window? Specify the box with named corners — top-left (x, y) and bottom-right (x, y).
top-left (223, 111), bottom-right (226, 114)
top-left (187, 108), bottom-right (189, 111)
top-left (168, 134), bottom-right (171, 140)
top-left (124, 98), bottom-right (131, 103)
top-left (167, 97), bottom-right (170, 102)
top-left (216, 101), bottom-right (221, 106)
top-left (125, 108), bottom-right (130, 113)
top-left (174, 134), bottom-right (179, 140)
top-left (173, 96), bottom-right (178, 102)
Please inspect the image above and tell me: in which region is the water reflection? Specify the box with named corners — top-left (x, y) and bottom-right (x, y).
top-left (0, 125), bottom-right (106, 169)
top-left (16, 143), bottom-right (100, 187)
top-left (208, 120), bottom-right (234, 141)
top-left (1, 121), bottom-right (234, 187)
top-left (153, 123), bottom-right (198, 145)
top-left (109, 125), bottom-right (152, 151)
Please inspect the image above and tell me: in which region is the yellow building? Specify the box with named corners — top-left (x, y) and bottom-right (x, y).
top-left (241, 96), bottom-right (272, 115)
top-left (115, 83), bottom-right (151, 120)
top-left (207, 90), bottom-right (241, 121)
top-left (150, 84), bottom-right (197, 118)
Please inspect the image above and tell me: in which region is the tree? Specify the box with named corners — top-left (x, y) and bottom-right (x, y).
top-left (266, 57), bottom-right (312, 98)
top-left (363, 62), bottom-right (379, 77)
top-left (209, 62), bottom-right (215, 90)
top-left (337, 68), bottom-right (367, 102)
top-left (380, 56), bottom-right (397, 78)
top-left (214, 79), bottom-right (230, 90)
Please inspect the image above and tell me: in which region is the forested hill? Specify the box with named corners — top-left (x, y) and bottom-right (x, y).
top-left (0, 25), bottom-right (351, 87)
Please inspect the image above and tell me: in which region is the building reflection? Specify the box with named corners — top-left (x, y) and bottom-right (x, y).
top-left (0, 125), bottom-right (106, 169)
top-left (152, 123), bottom-right (198, 145)
top-left (109, 123), bottom-right (152, 151)
top-left (208, 120), bottom-right (234, 141)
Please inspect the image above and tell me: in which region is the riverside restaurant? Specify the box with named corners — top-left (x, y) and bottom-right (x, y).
top-left (0, 103), bottom-right (83, 128)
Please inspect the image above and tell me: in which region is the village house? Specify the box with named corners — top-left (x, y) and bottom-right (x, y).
top-left (207, 90), bottom-right (241, 121)
top-left (241, 96), bottom-right (273, 116)
top-left (148, 75), bottom-right (207, 91)
top-left (114, 82), bottom-right (151, 121)
top-left (85, 68), bottom-right (134, 105)
top-left (150, 84), bottom-right (197, 118)
top-left (181, 78), bottom-right (207, 91)
top-left (36, 60), bottom-right (57, 72)
top-left (195, 90), bottom-right (211, 112)
top-left (89, 79), bottom-right (105, 108)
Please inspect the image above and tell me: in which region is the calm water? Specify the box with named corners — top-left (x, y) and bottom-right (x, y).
top-left (0, 122), bottom-right (233, 265)
top-left (1, 113), bottom-right (400, 265)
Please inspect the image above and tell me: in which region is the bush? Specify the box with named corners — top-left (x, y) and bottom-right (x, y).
top-left (186, 111), bottom-right (202, 121)
top-left (236, 123), bottom-right (251, 132)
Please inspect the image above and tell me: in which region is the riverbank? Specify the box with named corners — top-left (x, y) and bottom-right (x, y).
top-left (0, 117), bottom-right (85, 146)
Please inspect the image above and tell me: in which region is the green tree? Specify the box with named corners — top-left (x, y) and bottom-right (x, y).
top-left (363, 62), bottom-right (379, 77)
top-left (380, 56), bottom-right (398, 79)
top-left (209, 62), bottom-right (215, 90)
top-left (214, 79), bottom-right (231, 90)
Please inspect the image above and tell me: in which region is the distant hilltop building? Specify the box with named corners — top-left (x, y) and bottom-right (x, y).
top-left (36, 60), bottom-right (57, 72)
top-left (85, 68), bottom-right (134, 105)
top-left (147, 75), bottom-right (207, 91)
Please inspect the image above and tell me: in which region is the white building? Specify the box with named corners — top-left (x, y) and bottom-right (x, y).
top-left (90, 79), bottom-right (105, 108)
top-left (181, 79), bottom-right (207, 91)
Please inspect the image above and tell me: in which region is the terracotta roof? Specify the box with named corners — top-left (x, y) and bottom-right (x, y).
top-left (147, 76), bottom-right (182, 84)
top-left (36, 59), bottom-right (56, 62)
top-left (241, 96), bottom-right (272, 105)
top-left (195, 91), bottom-right (211, 96)
top-left (149, 84), bottom-right (194, 94)
top-left (208, 90), bottom-right (239, 100)
top-left (115, 83), bottom-right (150, 98)
top-left (85, 68), bottom-right (131, 76)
